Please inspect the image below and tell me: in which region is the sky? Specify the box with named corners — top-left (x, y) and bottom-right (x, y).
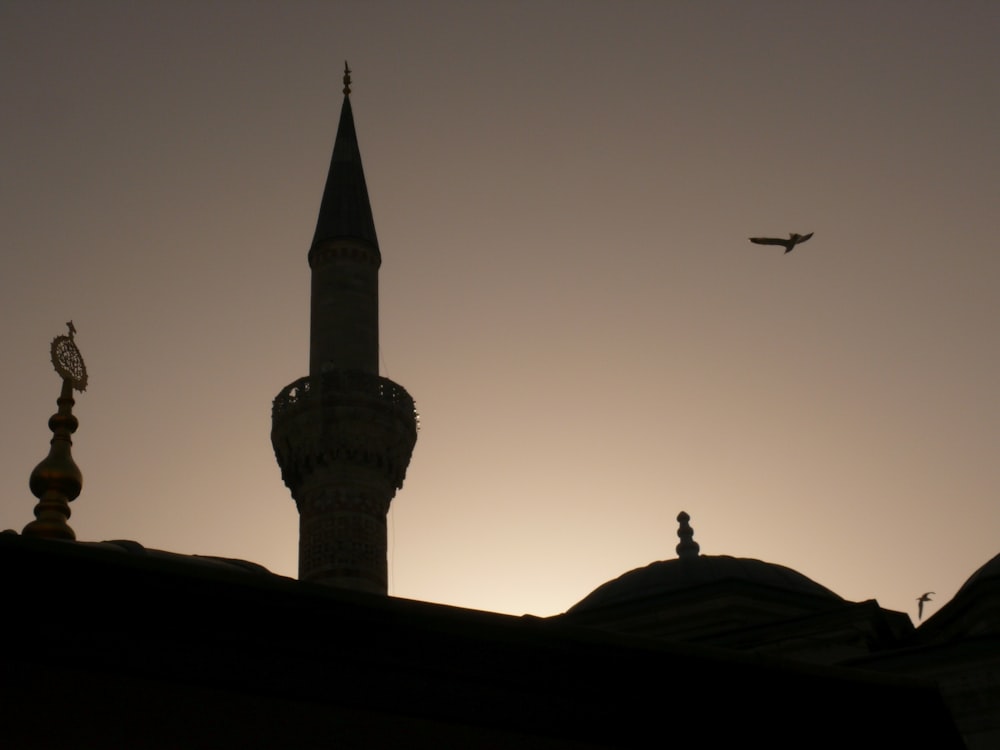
top-left (1, 1), bottom-right (998, 620)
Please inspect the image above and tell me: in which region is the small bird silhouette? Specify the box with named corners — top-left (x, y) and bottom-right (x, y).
top-left (916, 591), bottom-right (935, 620)
top-left (749, 232), bottom-right (814, 253)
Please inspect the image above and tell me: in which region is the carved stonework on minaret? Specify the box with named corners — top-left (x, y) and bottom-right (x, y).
top-left (272, 66), bottom-right (417, 594)
top-left (23, 322), bottom-right (87, 540)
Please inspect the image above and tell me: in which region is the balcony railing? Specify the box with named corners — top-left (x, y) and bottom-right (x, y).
top-left (272, 371), bottom-right (418, 427)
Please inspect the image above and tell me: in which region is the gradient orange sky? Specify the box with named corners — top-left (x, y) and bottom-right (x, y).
top-left (2, 1), bottom-right (998, 620)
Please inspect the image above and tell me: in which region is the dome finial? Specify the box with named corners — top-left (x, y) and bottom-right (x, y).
top-left (23, 324), bottom-right (88, 540)
top-left (343, 61), bottom-right (352, 96)
top-left (676, 511), bottom-right (700, 560)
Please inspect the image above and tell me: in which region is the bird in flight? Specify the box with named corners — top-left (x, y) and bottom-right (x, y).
top-left (749, 232), bottom-right (814, 253)
top-left (916, 591), bottom-right (935, 620)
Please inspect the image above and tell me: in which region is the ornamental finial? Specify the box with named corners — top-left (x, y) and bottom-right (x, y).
top-left (23, 323), bottom-right (87, 540)
top-left (52, 321), bottom-right (87, 392)
top-left (676, 511), bottom-right (700, 560)
top-left (343, 61), bottom-right (352, 96)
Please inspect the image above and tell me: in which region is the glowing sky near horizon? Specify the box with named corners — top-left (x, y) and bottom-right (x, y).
top-left (1, 1), bottom-right (998, 620)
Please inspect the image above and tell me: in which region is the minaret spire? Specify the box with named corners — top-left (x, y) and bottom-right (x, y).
top-left (310, 64), bottom-right (378, 278)
top-left (272, 70), bottom-right (417, 594)
top-left (308, 63), bottom-right (380, 375)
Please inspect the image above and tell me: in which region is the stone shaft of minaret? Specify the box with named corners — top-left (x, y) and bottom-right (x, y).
top-left (272, 67), bottom-right (417, 594)
top-left (309, 236), bottom-right (379, 376)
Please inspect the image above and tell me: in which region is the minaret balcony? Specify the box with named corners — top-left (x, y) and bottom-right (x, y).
top-left (273, 371), bottom-right (415, 420)
top-left (271, 371), bottom-right (418, 493)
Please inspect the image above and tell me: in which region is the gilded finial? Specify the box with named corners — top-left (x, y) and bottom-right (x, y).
top-left (23, 323), bottom-right (88, 540)
top-left (51, 322), bottom-right (87, 392)
top-left (676, 511), bottom-right (700, 560)
top-left (343, 61), bottom-right (352, 96)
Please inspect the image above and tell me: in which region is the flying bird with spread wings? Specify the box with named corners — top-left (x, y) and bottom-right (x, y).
top-left (917, 591), bottom-right (935, 620)
top-left (749, 232), bottom-right (814, 253)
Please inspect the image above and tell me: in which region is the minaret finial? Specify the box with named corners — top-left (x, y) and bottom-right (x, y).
top-left (23, 324), bottom-right (88, 540)
top-left (676, 511), bottom-right (700, 560)
top-left (343, 61), bottom-right (352, 96)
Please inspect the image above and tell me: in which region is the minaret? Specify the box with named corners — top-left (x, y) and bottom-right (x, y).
top-left (271, 65), bottom-right (417, 594)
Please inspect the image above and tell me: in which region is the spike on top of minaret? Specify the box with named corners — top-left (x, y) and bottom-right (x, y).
top-left (676, 511), bottom-right (700, 560)
top-left (343, 61), bottom-right (351, 96)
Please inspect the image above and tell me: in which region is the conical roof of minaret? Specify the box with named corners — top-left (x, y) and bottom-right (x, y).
top-left (311, 63), bottom-right (379, 252)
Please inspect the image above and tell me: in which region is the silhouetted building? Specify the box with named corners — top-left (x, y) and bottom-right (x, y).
top-left (558, 512), bottom-right (1000, 748)
top-left (852, 552), bottom-right (1000, 748)
top-left (3, 69), bottom-right (992, 747)
top-left (1, 532), bottom-right (967, 749)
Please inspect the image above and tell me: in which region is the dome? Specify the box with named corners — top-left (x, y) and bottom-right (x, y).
top-left (917, 550), bottom-right (1000, 637)
top-left (569, 554), bottom-right (842, 614)
top-left (954, 551), bottom-right (1000, 597)
top-left (568, 511), bottom-right (842, 614)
